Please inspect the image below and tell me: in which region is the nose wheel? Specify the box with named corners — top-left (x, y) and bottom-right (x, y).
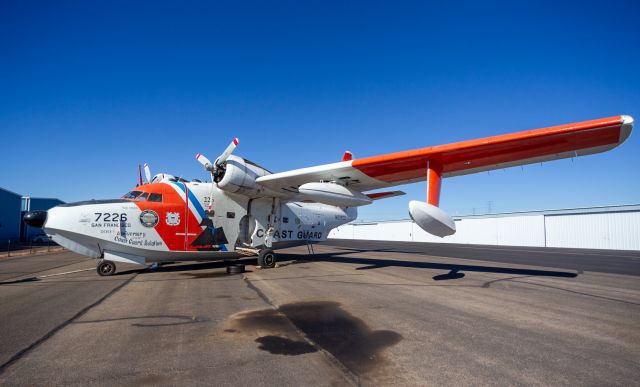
top-left (97, 260), bottom-right (116, 276)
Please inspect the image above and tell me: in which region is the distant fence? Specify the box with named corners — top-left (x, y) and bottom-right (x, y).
top-left (329, 205), bottom-right (640, 251)
top-left (0, 239), bottom-right (62, 257)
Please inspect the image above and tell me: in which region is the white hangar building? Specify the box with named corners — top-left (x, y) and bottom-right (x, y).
top-left (329, 204), bottom-right (640, 251)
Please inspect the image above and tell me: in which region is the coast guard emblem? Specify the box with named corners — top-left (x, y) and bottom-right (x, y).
top-left (166, 212), bottom-right (180, 226)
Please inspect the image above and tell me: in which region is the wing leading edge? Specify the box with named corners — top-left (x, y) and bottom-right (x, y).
top-left (256, 115), bottom-right (633, 194)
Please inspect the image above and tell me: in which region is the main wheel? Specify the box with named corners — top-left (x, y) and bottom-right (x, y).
top-left (258, 249), bottom-right (277, 269)
top-left (97, 260), bottom-right (116, 276)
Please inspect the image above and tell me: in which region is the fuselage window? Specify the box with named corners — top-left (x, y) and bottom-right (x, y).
top-left (148, 193), bottom-right (163, 202)
top-left (123, 191), bottom-right (143, 199)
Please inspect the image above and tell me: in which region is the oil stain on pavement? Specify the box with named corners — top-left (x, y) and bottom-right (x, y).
top-left (226, 301), bottom-right (402, 374)
top-left (255, 335), bottom-right (317, 355)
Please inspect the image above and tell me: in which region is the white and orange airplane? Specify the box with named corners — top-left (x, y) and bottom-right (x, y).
top-left (23, 115), bottom-right (633, 276)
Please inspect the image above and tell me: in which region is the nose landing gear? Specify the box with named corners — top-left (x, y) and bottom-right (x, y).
top-left (97, 260), bottom-right (116, 276)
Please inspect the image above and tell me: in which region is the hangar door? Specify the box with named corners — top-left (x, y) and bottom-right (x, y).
top-left (544, 211), bottom-right (640, 250)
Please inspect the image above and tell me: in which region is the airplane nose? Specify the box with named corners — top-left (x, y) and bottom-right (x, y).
top-left (23, 211), bottom-right (48, 228)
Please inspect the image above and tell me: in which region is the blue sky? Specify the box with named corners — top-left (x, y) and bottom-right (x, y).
top-left (1, 1), bottom-right (639, 220)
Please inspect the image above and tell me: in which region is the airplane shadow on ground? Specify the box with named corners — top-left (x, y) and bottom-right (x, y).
top-left (114, 259), bottom-right (261, 276)
top-left (278, 252), bottom-right (578, 281)
top-left (113, 249), bottom-right (576, 282)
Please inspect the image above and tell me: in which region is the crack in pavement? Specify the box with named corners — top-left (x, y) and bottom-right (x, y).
top-left (0, 271), bottom-right (142, 374)
top-left (242, 275), bottom-right (360, 386)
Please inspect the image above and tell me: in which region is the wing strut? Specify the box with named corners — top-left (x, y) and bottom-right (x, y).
top-left (409, 160), bottom-right (455, 238)
top-left (427, 161), bottom-right (442, 206)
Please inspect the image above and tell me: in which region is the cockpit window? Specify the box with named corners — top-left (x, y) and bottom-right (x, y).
top-left (135, 192), bottom-right (149, 201)
top-left (148, 193), bottom-right (163, 202)
top-left (123, 191), bottom-right (143, 199)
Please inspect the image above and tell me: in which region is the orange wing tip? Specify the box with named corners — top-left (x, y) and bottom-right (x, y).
top-left (620, 115), bottom-right (634, 143)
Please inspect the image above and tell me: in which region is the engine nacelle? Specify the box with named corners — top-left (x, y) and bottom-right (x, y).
top-left (408, 201), bottom-right (456, 237)
top-left (217, 155), bottom-right (271, 197)
top-left (298, 182), bottom-right (372, 207)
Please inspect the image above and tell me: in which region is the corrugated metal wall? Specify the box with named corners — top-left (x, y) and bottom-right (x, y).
top-left (0, 189), bottom-right (22, 242)
top-left (545, 212), bottom-right (640, 250)
top-left (329, 206), bottom-right (640, 251)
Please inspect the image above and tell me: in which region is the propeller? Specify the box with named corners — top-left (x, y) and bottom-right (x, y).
top-left (217, 137), bottom-right (239, 167)
top-left (143, 163), bottom-right (151, 183)
top-left (195, 153), bottom-right (213, 171)
top-left (196, 138), bottom-right (239, 182)
top-left (196, 138), bottom-right (239, 214)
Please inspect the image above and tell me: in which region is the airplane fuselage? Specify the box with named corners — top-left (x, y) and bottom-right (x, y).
top-left (42, 181), bottom-right (356, 266)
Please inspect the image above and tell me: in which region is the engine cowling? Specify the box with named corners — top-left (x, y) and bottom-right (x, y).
top-left (408, 201), bottom-right (456, 237)
top-left (298, 182), bottom-right (372, 207)
top-left (216, 155), bottom-right (271, 197)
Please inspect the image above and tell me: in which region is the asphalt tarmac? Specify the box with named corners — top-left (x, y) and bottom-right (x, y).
top-left (0, 241), bottom-right (638, 386)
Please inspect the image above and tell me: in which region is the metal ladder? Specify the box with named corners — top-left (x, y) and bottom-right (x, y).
top-left (306, 241), bottom-right (315, 255)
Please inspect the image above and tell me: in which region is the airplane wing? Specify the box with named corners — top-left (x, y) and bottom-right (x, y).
top-left (256, 115), bottom-right (633, 194)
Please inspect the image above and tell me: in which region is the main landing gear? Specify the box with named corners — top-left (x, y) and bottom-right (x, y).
top-left (97, 260), bottom-right (116, 276)
top-left (258, 249), bottom-right (277, 269)
top-left (235, 247), bottom-right (279, 269)
top-left (224, 249), bottom-right (276, 274)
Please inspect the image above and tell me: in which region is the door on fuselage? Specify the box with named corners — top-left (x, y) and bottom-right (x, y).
top-left (245, 197), bottom-right (278, 247)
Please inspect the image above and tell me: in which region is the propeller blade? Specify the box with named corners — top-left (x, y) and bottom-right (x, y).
top-left (143, 163), bottom-right (151, 183)
top-left (216, 138), bottom-right (239, 166)
top-left (138, 164), bottom-right (143, 186)
top-left (196, 153), bottom-right (213, 170)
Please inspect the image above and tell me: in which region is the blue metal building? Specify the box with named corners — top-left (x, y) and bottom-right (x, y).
top-left (0, 187), bottom-right (23, 243)
top-left (0, 187), bottom-right (64, 243)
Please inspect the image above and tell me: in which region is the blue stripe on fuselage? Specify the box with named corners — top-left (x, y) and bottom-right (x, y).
top-left (173, 182), bottom-right (227, 252)
top-left (172, 182), bottom-right (207, 220)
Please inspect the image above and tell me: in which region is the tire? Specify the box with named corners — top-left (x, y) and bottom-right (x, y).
top-left (97, 260), bottom-right (116, 276)
top-left (258, 249), bottom-right (277, 269)
top-left (227, 264), bottom-right (245, 275)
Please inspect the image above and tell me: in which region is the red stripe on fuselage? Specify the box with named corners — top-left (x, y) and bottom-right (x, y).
top-left (132, 183), bottom-right (204, 252)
